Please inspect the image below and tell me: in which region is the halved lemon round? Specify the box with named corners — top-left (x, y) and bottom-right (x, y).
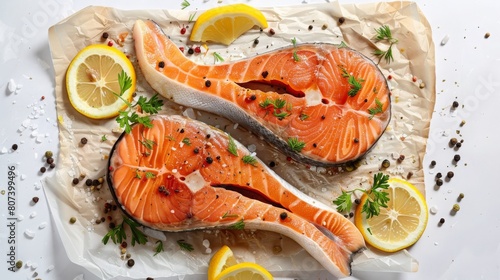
top-left (214, 262), bottom-right (273, 280)
top-left (190, 4), bottom-right (268, 45)
top-left (354, 178), bottom-right (428, 252)
top-left (208, 245), bottom-right (238, 280)
top-left (66, 44), bottom-right (136, 119)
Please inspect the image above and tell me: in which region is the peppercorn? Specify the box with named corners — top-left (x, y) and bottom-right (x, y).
top-left (353, 138), bottom-right (359, 143)
top-left (269, 161), bottom-right (276, 168)
top-left (458, 193), bottom-right (465, 201)
top-left (127, 259), bottom-right (135, 267)
top-left (430, 160), bottom-right (436, 167)
top-left (406, 171), bottom-right (414, 180)
top-left (439, 218), bottom-right (445, 224)
top-left (206, 157), bottom-right (213, 164)
top-left (447, 171), bottom-right (454, 179)
top-left (193, 148), bottom-right (199, 154)
top-left (436, 178), bottom-right (443, 186)
top-left (452, 204), bottom-right (460, 212)
top-left (85, 179), bottom-right (92, 186)
top-left (15, 260), bottom-right (23, 269)
top-left (262, 71), bottom-right (269, 78)
top-left (308, 25), bottom-right (313, 30)
top-left (12, 144), bottom-right (18, 150)
top-left (80, 137), bottom-right (88, 145)
top-left (419, 82), bottom-right (426, 89)
top-left (40, 167), bottom-right (46, 173)
top-left (187, 48), bottom-right (194, 54)
top-left (452, 101), bottom-right (459, 108)
top-left (484, 32), bottom-right (490, 39)
top-left (381, 159), bottom-right (390, 168)
top-left (436, 172), bottom-right (442, 178)
top-left (109, 222), bottom-right (116, 229)
top-left (121, 241), bottom-right (128, 248)
top-left (92, 179), bottom-right (100, 186)
top-left (32, 197), bottom-right (39, 203)
top-left (279, 212), bottom-right (287, 220)
top-left (453, 154), bottom-right (461, 162)
top-left (69, 217), bottom-right (76, 224)
top-left (338, 17), bottom-right (345, 24)
top-left (158, 61), bottom-right (165, 68)
top-left (349, 212), bottom-right (354, 218)
top-left (322, 24), bottom-right (328, 30)
top-left (254, 39), bottom-right (259, 45)
top-left (49, 163), bottom-right (56, 169)
top-left (147, 278), bottom-right (154, 280)
top-left (46, 157), bottom-right (54, 164)
top-left (269, 28), bottom-right (275, 35)
top-left (205, 80), bottom-right (211, 87)
top-left (455, 142), bottom-right (462, 148)
top-left (45, 151), bottom-right (53, 158)
top-left (397, 154), bottom-right (405, 163)
top-left (449, 137), bottom-right (458, 146)
top-left (72, 178), bottom-right (79, 185)
top-left (354, 198), bottom-right (361, 204)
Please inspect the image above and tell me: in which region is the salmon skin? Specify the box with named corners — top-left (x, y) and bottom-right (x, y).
top-left (133, 19), bottom-right (391, 167)
top-left (107, 115), bottom-right (365, 278)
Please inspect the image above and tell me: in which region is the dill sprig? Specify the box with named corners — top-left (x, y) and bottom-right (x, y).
top-left (373, 25), bottom-right (398, 64)
top-left (227, 134), bottom-right (238, 156)
top-left (228, 220), bottom-right (245, 230)
top-left (368, 98), bottom-right (384, 119)
top-left (287, 137), bottom-right (305, 152)
top-left (242, 155), bottom-right (258, 166)
top-left (188, 12), bottom-right (196, 23)
top-left (340, 67), bottom-right (364, 97)
top-left (181, 0), bottom-right (190, 10)
top-left (333, 173), bottom-right (390, 219)
top-left (177, 239), bottom-right (194, 251)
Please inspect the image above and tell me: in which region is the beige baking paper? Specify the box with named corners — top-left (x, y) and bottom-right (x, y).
top-left (45, 1), bottom-right (435, 279)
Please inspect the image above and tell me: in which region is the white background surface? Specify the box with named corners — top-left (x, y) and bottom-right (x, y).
top-left (1, 0), bottom-right (499, 279)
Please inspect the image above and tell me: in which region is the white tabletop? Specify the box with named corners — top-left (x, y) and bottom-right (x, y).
top-left (1, 0), bottom-right (499, 279)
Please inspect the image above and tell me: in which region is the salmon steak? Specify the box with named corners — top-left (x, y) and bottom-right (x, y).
top-left (107, 115), bottom-right (365, 278)
top-left (133, 19), bottom-right (391, 167)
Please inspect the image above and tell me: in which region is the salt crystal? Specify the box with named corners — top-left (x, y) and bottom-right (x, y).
top-left (429, 206), bottom-right (438, 214)
top-left (202, 239), bottom-right (210, 248)
top-left (16, 84), bottom-right (23, 91)
top-left (233, 123), bottom-right (239, 130)
top-left (434, 242), bottom-right (439, 246)
top-left (182, 108), bottom-right (196, 119)
top-left (22, 119), bottom-right (31, 128)
top-left (170, 209), bottom-right (175, 213)
top-left (391, 152), bottom-right (400, 160)
top-left (247, 144), bottom-right (256, 152)
top-left (36, 136), bottom-right (44, 143)
top-left (7, 79), bottom-right (16, 93)
top-left (39, 222), bottom-right (47, 229)
top-left (47, 264), bottom-right (54, 272)
top-left (440, 35), bottom-right (450, 46)
top-left (30, 211), bottom-right (37, 218)
top-left (17, 214), bottom-right (24, 221)
top-left (31, 131), bottom-right (38, 137)
top-left (205, 248), bottom-right (212, 254)
top-left (24, 229), bottom-right (35, 239)
top-left (0, 147), bottom-right (7, 154)
top-left (172, 169), bottom-right (178, 173)
top-left (31, 262), bottom-right (38, 269)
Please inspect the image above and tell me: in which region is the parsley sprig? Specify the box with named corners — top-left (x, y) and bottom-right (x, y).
top-left (102, 216), bottom-right (148, 246)
top-left (373, 25), bottom-right (398, 64)
top-left (333, 173), bottom-right (390, 219)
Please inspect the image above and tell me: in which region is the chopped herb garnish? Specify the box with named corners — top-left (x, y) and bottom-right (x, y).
top-left (101, 135), bottom-right (107, 142)
top-left (222, 211), bottom-right (239, 218)
top-left (273, 98), bottom-right (287, 109)
top-left (340, 67), bottom-right (364, 97)
top-left (368, 98), bottom-right (384, 119)
top-left (177, 239), bottom-right (194, 251)
top-left (287, 137), bottom-right (305, 152)
top-left (139, 135), bottom-right (156, 150)
top-left (259, 98), bottom-right (291, 120)
top-left (242, 155), bottom-right (258, 166)
top-left (337, 41), bottom-right (348, 48)
top-left (134, 170), bottom-right (142, 179)
top-left (102, 216), bottom-right (148, 246)
top-left (213, 52), bottom-right (224, 62)
top-left (166, 135), bottom-right (175, 141)
top-left (182, 137), bottom-right (191, 146)
top-left (188, 12), bottom-right (196, 23)
top-left (273, 111), bottom-right (289, 120)
top-left (291, 37), bottom-right (300, 62)
top-left (299, 113), bottom-right (309, 121)
top-left (154, 240), bottom-right (164, 256)
top-left (181, 0), bottom-right (190, 10)
top-left (145, 172), bottom-right (156, 179)
top-left (228, 219), bottom-right (245, 230)
top-left (373, 25), bottom-right (398, 64)
top-left (333, 173), bottom-right (390, 219)
top-left (227, 134), bottom-right (238, 156)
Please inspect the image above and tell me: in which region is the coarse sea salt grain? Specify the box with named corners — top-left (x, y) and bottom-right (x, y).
top-left (430, 206), bottom-right (438, 214)
top-left (30, 211), bottom-right (37, 218)
top-left (0, 147), bottom-right (7, 154)
top-left (440, 35), bottom-right (450, 46)
top-left (17, 214), bottom-right (24, 221)
top-left (24, 229), bottom-right (35, 239)
top-left (7, 79), bottom-right (16, 93)
top-left (47, 264), bottom-right (55, 272)
top-left (202, 239), bottom-right (210, 248)
top-left (39, 222), bottom-right (47, 229)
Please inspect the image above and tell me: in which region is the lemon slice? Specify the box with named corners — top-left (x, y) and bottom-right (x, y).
top-left (66, 44), bottom-right (136, 119)
top-left (208, 245), bottom-right (238, 280)
top-left (354, 178), bottom-right (428, 252)
top-left (190, 4), bottom-right (268, 45)
top-left (214, 262), bottom-right (273, 280)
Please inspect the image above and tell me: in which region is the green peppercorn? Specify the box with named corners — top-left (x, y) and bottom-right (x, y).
top-left (15, 260), bottom-right (23, 269)
top-left (452, 204), bottom-right (460, 212)
top-left (69, 217), bottom-right (77, 224)
top-left (381, 159), bottom-right (390, 168)
top-left (45, 151), bottom-right (53, 158)
top-left (458, 193), bottom-right (465, 200)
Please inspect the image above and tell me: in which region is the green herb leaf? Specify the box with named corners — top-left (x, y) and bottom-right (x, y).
top-left (102, 220), bottom-right (126, 245)
top-left (145, 172), bottom-right (156, 179)
top-left (287, 137), bottom-right (305, 152)
top-left (139, 137), bottom-right (156, 150)
top-left (181, 0), bottom-right (190, 10)
top-left (102, 216), bottom-right (147, 247)
top-left (177, 240), bottom-right (194, 251)
top-left (273, 98), bottom-right (287, 109)
top-left (137, 94), bottom-right (163, 115)
top-left (213, 52), bottom-right (225, 62)
top-left (340, 67), bottom-right (363, 97)
top-left (188, 12), bottom-right (196, 23)
top-left (368, 98), bottom-right (384, 119)
top-left (299, 113), bottom-right (309, 121)
top-left (242, 155), bottom-right (258, 166)
top-left (118, 70), bottom-right (133, 95)
top-left (332, 191), bottom-right (353, 213)
top-left (372, 25), bottom-right (398, 64)
top-left (227, 134), bottom-right (238, 156)
top-left (273, 111), bottom-right (289, 120)
top-left (101, 135), bottom-right (107, 142)
top-left (123, 217), bottom-right (148, 246)
top-left (182, 137), bottom-right (192, 146)
top-left (259, 98), bottom-right (274, 108)
top-left (222, 211), bottom-right (239, 219)
top-left (291, 37), bottom-right (300, 62)
top-left (228, 219), bottom-right (245, 230)
top-left (154, 240), bottom-right (164, 256)
top-left (337, 41), bottom-right (349, 48)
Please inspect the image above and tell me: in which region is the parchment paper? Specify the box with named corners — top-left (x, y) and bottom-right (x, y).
top-left (45, 1), bottom-right (435, 279)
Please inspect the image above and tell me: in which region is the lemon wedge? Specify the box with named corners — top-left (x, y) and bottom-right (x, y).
top-left (190, 4), bottom-right (268, 45)
top-left (208, 245), bottom-right (238, 280)
top-left (66, 44), bottom-right (135, 119)
top-left (354, 178), bottom-right (428, 252)
top-left (214, 262), bottom-right (273, 280)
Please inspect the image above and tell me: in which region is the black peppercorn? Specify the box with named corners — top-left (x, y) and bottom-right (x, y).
top-left (188, 48), bottom-right (194, 54)
top-left (40, 167), bottom-right (46, 173)
top-left (254, 39), bottom-right (259, 45)
top-left (80, 137), bottom-right (88, 145)
top-left (397, 154), bottom-right (405, 163)
top-left (12, 144), bottom-right (18, 150)
top-left (127, 259), bottom-right (135, 267)
top-left (279, 212), bottom-right (287, 220)
top-left (102, 32), bottom-right (109, 39)
top-left (447, 171), bottom-right (454, 179)
top-left (430, 160), bottom-right (436, 166)
top-left (205, 80), bottom-right (211, 87)
top-left (338, 17), bottom-right (345, 24)
top-left (46, 157), bottom-right (54, 164)
top-left (72, 178), bottom-right (79, 185)
top-left (193, 148), bottom-right (199, 154)
top-left (453, 154), bottom-right (461, 162)
top-left (439, 218), bottom-right (445, 224)
top-left (436, 172), bottom-right (442, 178)
top-left (262, 71), bottom-right (269, 78)
top-left (308, 25), bottom-right (313, 30)
top-left (32, 197), bottom-right (39, 203)
top-left (158, 61), bottom-right (165, 68)
top-left (49, 163), bottom-right (56, 169)
top-left (436, 178), bottom-right (443, 186)
top-left (269, 28), bottom-right (275, 35)
top-left (206, 157), bottom-right (213, 164)
top-left (452, 101), bottom-right (459, 108)
top-left (85, 179), bottom-right (93, 186)
top-left (269, 161), bottom-right (276, 168)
